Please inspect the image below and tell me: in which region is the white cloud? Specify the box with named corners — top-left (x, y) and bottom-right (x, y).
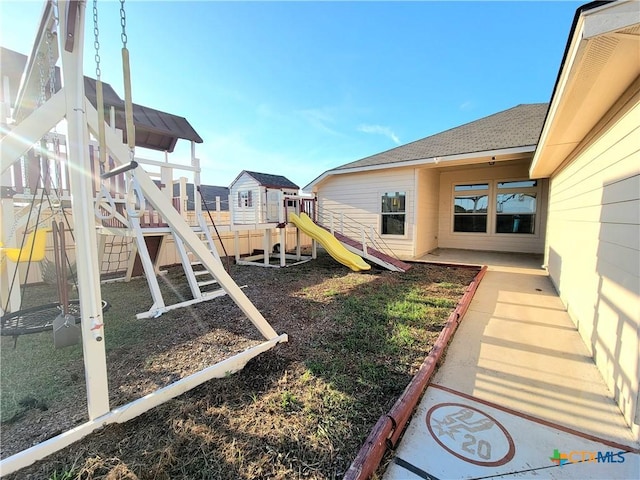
top-left (357, 124), bottom-right (400, 145)
top-left (459, 101), bottom-right (474, 111)
top-left (296, 107), bottom-right (342, 136)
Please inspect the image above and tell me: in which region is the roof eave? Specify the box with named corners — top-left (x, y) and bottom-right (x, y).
top-left (303, 145), bottom-right (536, 192)
top-left (530, 0), bottom-right (640, 178)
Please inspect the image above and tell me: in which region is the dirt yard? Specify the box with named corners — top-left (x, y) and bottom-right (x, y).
top-left (1, 251), bottom-right (478, 479)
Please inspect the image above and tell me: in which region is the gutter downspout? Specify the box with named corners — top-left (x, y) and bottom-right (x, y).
top-left (343, 264), bottom-right (488, 480)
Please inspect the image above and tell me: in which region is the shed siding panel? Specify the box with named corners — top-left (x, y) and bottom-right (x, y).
top-left (316, 168), bottom-right (416, 258)
top-left (229, 173), bottom-right (261, 225)
top-left (545, 97), bottom-right (640, 436)
top-left (437, 160), bottom-right (548, 253)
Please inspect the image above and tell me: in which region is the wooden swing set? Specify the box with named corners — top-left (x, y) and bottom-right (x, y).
top-left (0, 1), bottom-right (287, 475)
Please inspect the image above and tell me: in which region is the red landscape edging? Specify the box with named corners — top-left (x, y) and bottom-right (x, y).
top-left (343, 264), bottom-right (488, 480)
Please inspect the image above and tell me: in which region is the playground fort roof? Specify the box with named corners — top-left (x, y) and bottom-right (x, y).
top-left (1, 47), bottom-right (202, 152)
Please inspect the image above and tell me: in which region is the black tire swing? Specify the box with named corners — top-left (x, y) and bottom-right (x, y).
top-left (0, 215), bottom-right (110, 346)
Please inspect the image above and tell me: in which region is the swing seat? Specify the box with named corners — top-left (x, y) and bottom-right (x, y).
top-left (0, 228), bottom-right (51, 263)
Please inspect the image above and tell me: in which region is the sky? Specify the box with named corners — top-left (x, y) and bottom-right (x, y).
top-left (0, 0), bottom-right (584, 190)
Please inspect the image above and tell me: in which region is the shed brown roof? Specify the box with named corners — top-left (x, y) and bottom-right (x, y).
top-left (232, 171), bottom-right (299, 190)
top-left (1, 47), bottom-right (202, 152)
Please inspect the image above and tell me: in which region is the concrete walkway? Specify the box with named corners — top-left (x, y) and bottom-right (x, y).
top-left (384, 250), bottom-right (639, 479)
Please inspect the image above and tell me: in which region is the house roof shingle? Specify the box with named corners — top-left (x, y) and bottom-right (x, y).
top-left (336, 103), bottom-right (549, 171)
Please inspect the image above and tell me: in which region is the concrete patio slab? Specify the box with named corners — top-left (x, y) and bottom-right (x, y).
top-left (385, 386), bottom-right (639, 479)
top-left (418, 248), bottom-right (545, 270)
top-left (384, 250), bottom-right (639, 479)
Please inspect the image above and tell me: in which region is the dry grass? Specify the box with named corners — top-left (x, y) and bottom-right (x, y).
top-left (1, 251), bottom-right (478, 479)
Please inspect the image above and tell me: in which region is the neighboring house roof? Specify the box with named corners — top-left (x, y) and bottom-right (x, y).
top-left (231, 170), bottom-right (299, 190)
top-left (1, 47), bottom-right (203, 152)
top-left (172, 183), bottom-right (230, 211)
top-left (305, 103), bottom-right (548, 190)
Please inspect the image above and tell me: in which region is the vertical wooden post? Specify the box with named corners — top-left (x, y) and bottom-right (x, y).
top-left (12, 162), bottom-right (23, 194)
top-left (0, 197), bottom-right (22, 312)
top-left (26, 150), bottom-right (39, 194)
top-left (361, 228), bottom-right (368, 257)
top-left (234, 230), bottom-right (240, 263)
top-left (263, 229), bottom-right (270, 266)
top-left (58, 0), bottom-right (110, 420)
top-left (279, 227), bottom-right (286, 267)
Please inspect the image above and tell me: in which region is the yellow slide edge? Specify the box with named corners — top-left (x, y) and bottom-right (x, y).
top-left (289, 212), bottom-right (370, 272)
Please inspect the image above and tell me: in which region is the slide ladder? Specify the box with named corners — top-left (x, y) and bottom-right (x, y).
top-left (329, 229), bottom-right (411, 272)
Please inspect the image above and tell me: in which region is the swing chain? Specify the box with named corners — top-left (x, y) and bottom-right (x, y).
top-left (5, 213), bottom-right (21, 245)
top-left (46, 30), bottom-right (56, 100)
top-left (120, 0), bottom-right (127, 47)
top-left (51, 0), bottom-right (59, 26)
top-left (46, 28), bottom-right (59, 151)
top-left (37, 53), bottom-right (47, 107)
top-left (93, 0), bottom-right (101, 80)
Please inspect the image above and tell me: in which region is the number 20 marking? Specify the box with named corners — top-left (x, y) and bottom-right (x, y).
top-left (462, 434), bottom-right (492, 460)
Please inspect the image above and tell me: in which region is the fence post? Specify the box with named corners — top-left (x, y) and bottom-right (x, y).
top-left (340, 212), bottom-right (344, 234)
top-left (370, 226), bottom-right (376, 251)
top-left (361, 227), bottom-right (368, 257)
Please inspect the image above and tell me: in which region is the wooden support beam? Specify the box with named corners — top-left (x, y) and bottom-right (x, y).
top-left (0, 90), bottom-right (66, 175)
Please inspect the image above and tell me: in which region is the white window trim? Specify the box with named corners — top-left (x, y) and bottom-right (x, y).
top-left (379, 190), bottom-right (408, 238)
top-left (451, 181), bottom-right (491, 235)
top-left (238, 190), bottom-right (253, 209)
top-left (451, 179), bottom-right (542, 237)
top-left (494, 179), bottom-right (541, 237)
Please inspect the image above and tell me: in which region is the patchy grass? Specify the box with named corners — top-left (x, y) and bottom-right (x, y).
top-left (1, 251), bottom-right (478, 479)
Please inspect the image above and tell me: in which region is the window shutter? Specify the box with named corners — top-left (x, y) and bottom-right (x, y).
top-left (238, 192), bottom-right (242, 207)
top-left (248, 190), bottom-right (253, 207)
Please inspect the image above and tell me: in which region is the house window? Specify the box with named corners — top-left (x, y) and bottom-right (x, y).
top-left (453, 184), bottom-right (488, 232)
top-left (381, 191), bottom-right (406, 235)
top-left (238, 190), bottom-right (253, 208)
top-left (496, 180), bottom-right (537, 234)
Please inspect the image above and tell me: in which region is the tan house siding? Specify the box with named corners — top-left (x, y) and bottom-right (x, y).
top-left (545, 94), bottom-right (640, 437)
top-left (415, 168), bottom-right (440, 257)
top-left (315, 168), bottom-right (415, 258)
top-left (437, 159), bottom-right (548, 253)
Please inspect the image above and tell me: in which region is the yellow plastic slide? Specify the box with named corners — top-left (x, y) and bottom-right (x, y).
top-left (289, 212), bottom-right (370, 272)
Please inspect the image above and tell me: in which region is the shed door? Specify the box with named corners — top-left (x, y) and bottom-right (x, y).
top-left (266, 189), bottom-right (280, 223)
